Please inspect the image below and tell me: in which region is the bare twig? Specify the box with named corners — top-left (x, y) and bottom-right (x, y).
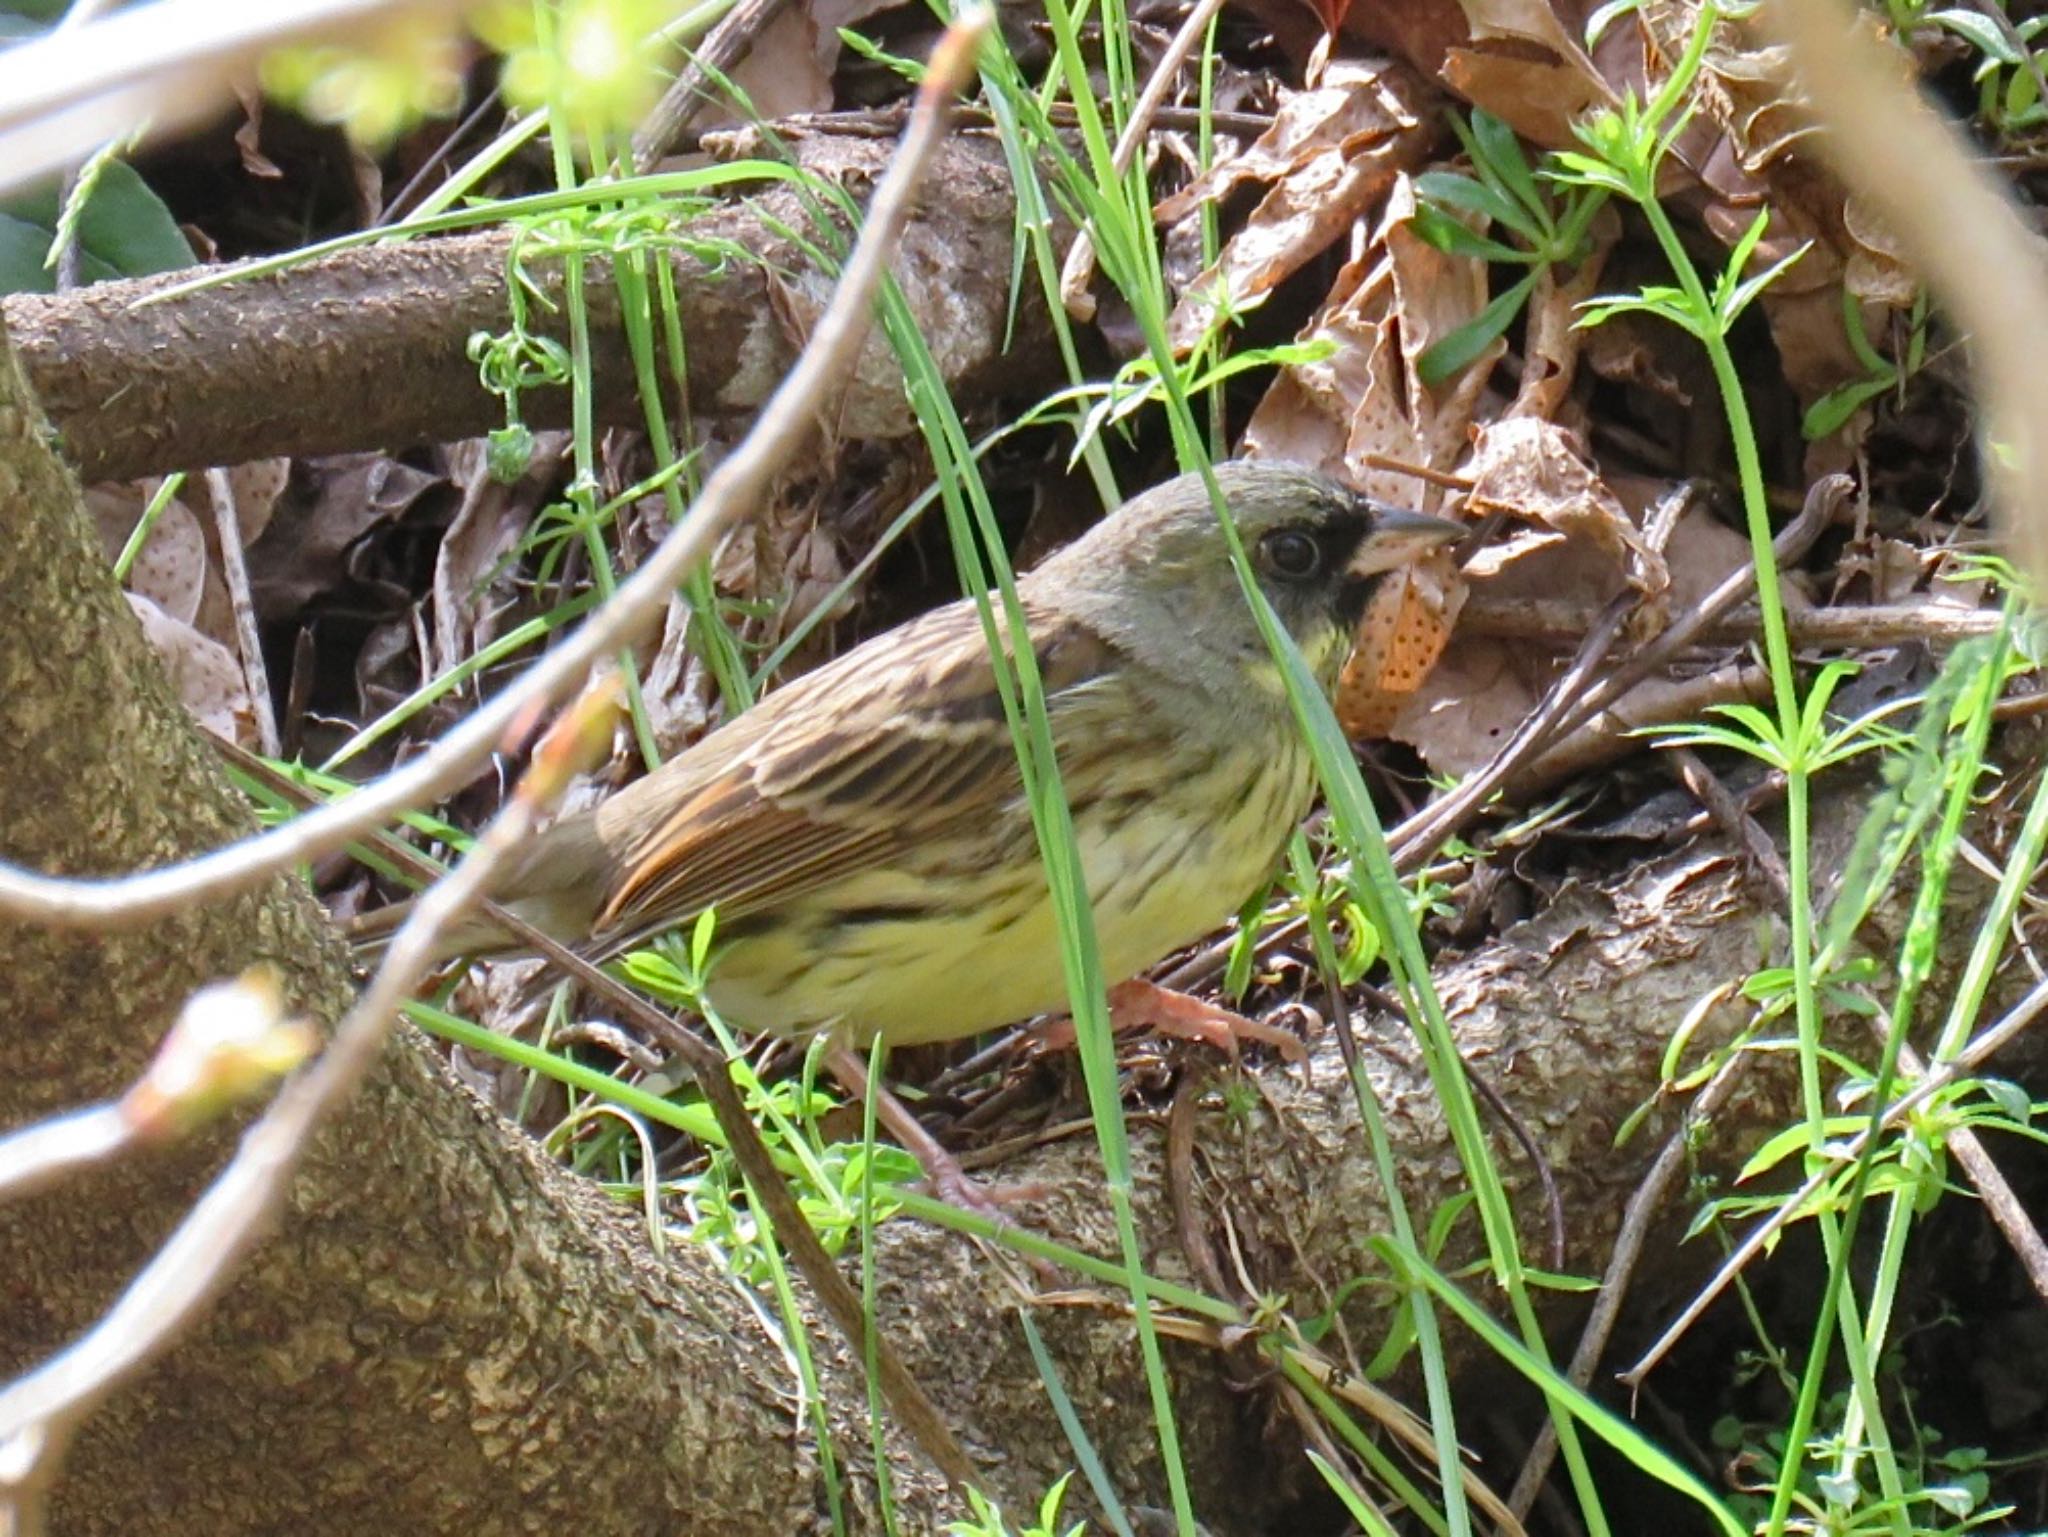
top-left (0, 973), bottom-right (312, 1212)
top-left (1058, 0), bottom-right (1229, 320)
top-left (0, 1107), bottom-right (131, 1210)
top-left (203, 468), bottom-right (279, 757)
top-left (1672, 747), bottom-right (1789, 897)
top-left (0, 17), bottom-right (979, 933)
top-left (1896, 1039), bottom-right (2048, 1302)
top-left (1510, 663), bottom-right (1769, 795)
top-left (1457, 597), bottom-right (2005, 649)
top-left (631, 0), bottom-right (796, 171)
top-left (1389, 592), bottom-right (1633, 868)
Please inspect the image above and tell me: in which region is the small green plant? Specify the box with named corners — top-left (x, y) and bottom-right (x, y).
top-left (1910, 6), bottom-right (2048, 135)
top-left (1716, 1387), bottom-right (2005, 1535)
top-left (944, 1474), bottom-right (1085, 1537)
top-left (1805, 289), bottom-right (1930, 440)
top-left (0, 154), bottom-right (192, 294)
top-left (1410, 108), bottom-right (1608, 385)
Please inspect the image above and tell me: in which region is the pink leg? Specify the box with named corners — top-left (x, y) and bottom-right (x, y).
top-left (1031, 980), bottom-right (1307, 1063)
top-left (1107, 979), bottom-right (1309, 1062)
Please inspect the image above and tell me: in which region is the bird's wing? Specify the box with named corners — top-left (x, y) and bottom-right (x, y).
top-left (589, 595), bottom-right (1119, 946)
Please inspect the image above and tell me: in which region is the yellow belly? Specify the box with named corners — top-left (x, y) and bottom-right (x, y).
top-left (702, 736), bottom-right (1313, 1047)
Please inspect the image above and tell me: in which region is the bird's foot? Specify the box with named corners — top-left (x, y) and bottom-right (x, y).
top-left (920, 1156), bottom-right (1051, 1221)
top-left (1032, 979), bottom-right (1307, 1063)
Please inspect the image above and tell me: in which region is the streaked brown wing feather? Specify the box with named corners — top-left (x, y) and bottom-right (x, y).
top-left (590, 595), bottom-right (1118, 947)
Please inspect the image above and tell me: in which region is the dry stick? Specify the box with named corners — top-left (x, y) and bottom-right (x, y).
top-left (1509, 663), bottom-right (1767, 797)
top-left (1503, 1051), bottom-right (1756, 1526)
top-left (1388, 475), bottom-right (1846, 873)
top-left (1671, 746), bottom-right (1790, 896)
top-left (1057, 0), bottom-right (1229, 320)
top-left (1458, 597), bottom-right (2006, 649)
top-left (1897, 1039), bottom-right (2048, 1303)
top-left (0, 679), bottom-right (612, 1526)
top-left (0, 0), bottom-right (467, 194)
top-left (692, 101), bottom-right (1278, 152)
top-left (1623, 952), bottom-right (2048, 1386)
top-left (203, 468), bottom-right (280, 758)
top-left (630, 0), bottom-right (797, 172)
top-left (0, 1106), bottom-right (132, 1209)
top-left (1388, 592), bottom-right (1634, 869)
top-left (0, 12), bottom-right (981, 932)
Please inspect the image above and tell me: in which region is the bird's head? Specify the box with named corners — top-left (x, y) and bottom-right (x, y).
top-left (1035, 460), bottom-right (1465, 702)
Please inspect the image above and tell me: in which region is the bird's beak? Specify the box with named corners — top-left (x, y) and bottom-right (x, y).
top-left (1348, 508), bottom-right (1468, 578)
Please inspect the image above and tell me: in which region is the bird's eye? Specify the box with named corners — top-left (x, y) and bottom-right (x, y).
top-left (1258, 528), bottom-right (1324, 581)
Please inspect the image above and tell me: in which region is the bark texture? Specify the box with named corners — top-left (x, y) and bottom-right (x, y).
top-left (1, 137), bottom-right (1051, 483)
top-left (0, 313), bottom-right (960, 1534)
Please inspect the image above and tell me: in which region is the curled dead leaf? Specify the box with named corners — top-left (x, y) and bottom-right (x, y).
top-left (1243, 174), bottom-right (1499, 502)
top-left (1465, 417), bottom-right (1669, 616)
top-left (126, 592), bottom-right (256, 747)
top-left (1161, 62), bottom-right (1436, 352)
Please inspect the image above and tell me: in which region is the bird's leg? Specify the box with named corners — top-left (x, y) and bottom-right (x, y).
top-left (1034, 979), bottom-right (1308, 1062)
top-left (823, 1045), bottom-right (1047, 1219)
top-left (1109, 979), bottom-right (1310, 1061)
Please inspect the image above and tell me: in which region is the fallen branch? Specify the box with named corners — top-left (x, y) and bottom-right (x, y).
top-left (3, 137), bottom-right (1050, 484)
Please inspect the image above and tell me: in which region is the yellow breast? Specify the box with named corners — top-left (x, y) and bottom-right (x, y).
top-left (703, 732), bottom-right (1314, 1047)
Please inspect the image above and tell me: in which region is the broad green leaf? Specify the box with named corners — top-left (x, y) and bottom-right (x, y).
top-left (0, 160), bottom-right (193, 295)
top-left (1928, 9), bottom-right (2023, 63)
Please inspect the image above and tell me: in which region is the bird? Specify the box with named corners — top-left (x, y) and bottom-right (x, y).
top-left (354, 461), bottom-right (1460, 1185)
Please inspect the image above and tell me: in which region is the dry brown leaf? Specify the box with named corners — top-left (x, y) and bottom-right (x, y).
top-left (1438, 51), bottom-right (1610, 147)
top-left (1339, 0), bottom-right (1910, 422)
top-left (1161, 62), bottom-right (1435, 352)
top-left (433, 439), bottom-right (551, 678)
top-left (693, 0), bottom-right (900, 131)
top-left (727, 8), bottom-right (834, 121)
top-left (206, 457), bottom-right (291, 547)
top-left (1244, 174), bottom-right (1500, 504)
top-left (1840, 194), bottom-right (1917, 308)
top-left (126, 592), bottom-right (256, 746)
top-left (1387, 506), bottom-right (1761, 775)
top-left (1465, 417), bottom-right (1668, 607)
top-left (645, 597), bottom-right (716, 761)
top-left (250, 453), bottom-right (442, 618)
top-left (89, 482), bottom-right (208, 627)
